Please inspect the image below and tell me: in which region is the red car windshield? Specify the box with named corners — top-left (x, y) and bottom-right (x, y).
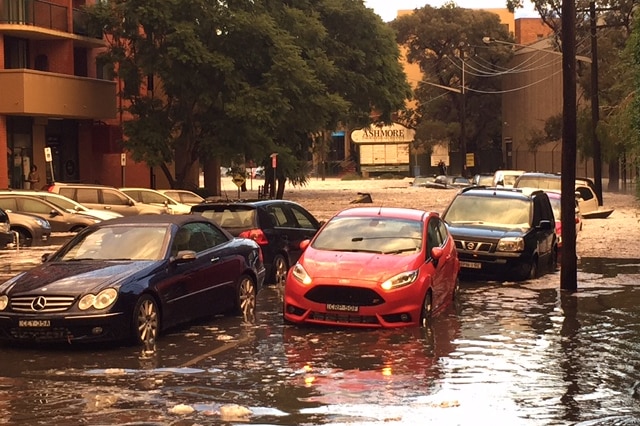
top-left (311, 217), bottom-right (423, 255)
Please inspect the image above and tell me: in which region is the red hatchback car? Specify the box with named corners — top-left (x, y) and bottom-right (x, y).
top-left (283, 207), bottom-right (460, 328)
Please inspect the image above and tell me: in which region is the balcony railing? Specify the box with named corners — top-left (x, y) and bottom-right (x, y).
top-left (0, 0), bottom-right (68, 33)
top-left (72, 7), bottom-right (101, 38)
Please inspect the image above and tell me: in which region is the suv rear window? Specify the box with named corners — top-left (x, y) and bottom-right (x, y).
top-left (514, 176), bottom-right (561, 190)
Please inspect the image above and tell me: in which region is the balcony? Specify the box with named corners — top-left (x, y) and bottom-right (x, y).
top-left (0, 0), bottom-right (104, 46)
top-left (0, 69), bottom-right (117, 119)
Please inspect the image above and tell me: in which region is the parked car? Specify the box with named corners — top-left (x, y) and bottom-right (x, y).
top-left (0, 194), bottom-right (100, 233)
top-left (544, 190), bottom-right (582, 251)
top-left (513, 172), bottom-right (613, 218)
top-left (0, 208), bottom-right (14, 248)
top-left (120, 187), bottom-right (192, 215)
top-left (5, 211), bottom-right (51, 247)
top-left (0, 214), bottom-right (265, 345)
top-left (156, 189), bottom-right (205, 206)
top-left (424, 175), bottom-right (471, 189)
top-left (44, 182), bottom-right (169, 216)
top-left (191, 200), bottom-right (322, 285)
top-left (0, 190), bottom-right (122, 221)
top-left (493, 170), bottom-right (526, 188)
top-left (283, 207), bottom-right (459, 328)
top-left (410, 176), bottom-right (437, 187)
top-left (472, 173), bottom-right (495, 186)
top-left (441, 186), bottom-right (557, 281)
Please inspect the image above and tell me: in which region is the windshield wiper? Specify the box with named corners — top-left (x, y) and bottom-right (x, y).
top-left (384, 248), bottom-right (418, 254)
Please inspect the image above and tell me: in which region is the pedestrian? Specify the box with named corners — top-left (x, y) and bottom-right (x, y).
top-left (438, 160), bottom-right (447, 176)
top-left (26, 164), bottom-right (40, 189)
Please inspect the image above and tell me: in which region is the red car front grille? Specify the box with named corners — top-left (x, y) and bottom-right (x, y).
top-left (305, 285), bottom-right (384, 306)
top-left (309, 311), bottom-right (379, 325)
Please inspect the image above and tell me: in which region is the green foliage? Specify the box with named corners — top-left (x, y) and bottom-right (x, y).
top-left (83, 0), bottom-right (410, 192)
top-left (391, 5), bottom-right (513, 156)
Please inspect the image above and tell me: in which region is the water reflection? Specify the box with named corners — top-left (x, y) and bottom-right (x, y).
top-left (0, 272), bottom-right (639, 424)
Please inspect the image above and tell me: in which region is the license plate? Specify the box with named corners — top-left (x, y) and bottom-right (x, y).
top-left (19, 320), bottom-right (51, 328)
top-left (326, 304), bottom-right (359, 313)
top-left (460, 261), bottom-right (482, 269)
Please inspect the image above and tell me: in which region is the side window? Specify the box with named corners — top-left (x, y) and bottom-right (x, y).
top-left (23, 199), bottom-right (52, 214)
top-left (435, 219), bottom-right (449, 245)
top-left (172, 222), bottom-right (229, 256)
top-left (267, 206), bottom-right (288, 227)
top-left (102, 189), bottom-right (130, 205)
top-left (290, 205), bottom-right (316, 229)
top-left (76, 188), bottom-right (99, 204)
top-left (577, 186), bottom-right (593, 201)
top-left (0, 199), bottom-right (17, 211)
top-left (427, 218), bottom-right (444, 255)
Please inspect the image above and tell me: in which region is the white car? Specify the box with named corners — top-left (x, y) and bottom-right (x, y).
top-left (156, 189), bottom-right (205, 206)
top-left (493, 170), bottom-right (526, 188)
top-left (120, 188), bottom-right (192, 214)
top-left (0, 190), bottom-right (122, 221)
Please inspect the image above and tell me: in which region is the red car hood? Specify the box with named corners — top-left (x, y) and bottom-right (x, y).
top-left (300, 248), bottom-right (419, 282)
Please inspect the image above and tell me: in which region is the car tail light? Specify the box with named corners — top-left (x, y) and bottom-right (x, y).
top-left (258, 246), bottom-right (264, 264)
top-left (239, 228), bottom-right (269, 245)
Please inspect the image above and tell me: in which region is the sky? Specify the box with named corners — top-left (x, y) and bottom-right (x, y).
top-left (364, 0), bottom-right (539, 22)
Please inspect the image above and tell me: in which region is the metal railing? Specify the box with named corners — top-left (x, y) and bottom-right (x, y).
top-left (0, 0), bottom-right (68, 32)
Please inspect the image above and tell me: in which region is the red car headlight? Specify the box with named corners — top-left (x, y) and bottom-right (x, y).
top-left (291, 263), bottom-right (312, 285)
top-left (381, 270), bottom-right (419, 290)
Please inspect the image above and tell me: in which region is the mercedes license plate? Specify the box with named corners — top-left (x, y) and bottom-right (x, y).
top-left (19, 319), bottom-right (51, 328)
top-left (326, 304), bottom-right (359, 313)
top-left (460, 261), bottom-right (482, 269)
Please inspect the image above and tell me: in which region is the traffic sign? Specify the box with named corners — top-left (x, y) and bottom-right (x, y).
top-left (232, 174), bottom-right (246, 188)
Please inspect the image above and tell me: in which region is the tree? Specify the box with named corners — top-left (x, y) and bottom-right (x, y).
top-left (507, 0), bottom-right (640, 191)
top-left (86, 0), bottom-right (411, 198)
top-left (391, 4), bottom-right (513, 175)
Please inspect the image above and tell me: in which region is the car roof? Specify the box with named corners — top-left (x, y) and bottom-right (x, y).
top-left (334, 206), bottom-right (434, 221)
top-left (191, 199), bottom-right (304, 210)
top-left (458, 187), bottom-right (540, 201)
top-left (100, 214), bottom-right (206, 226)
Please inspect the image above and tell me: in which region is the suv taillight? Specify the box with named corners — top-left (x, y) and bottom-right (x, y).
top-left (239, 229), bottom-right (269, 245)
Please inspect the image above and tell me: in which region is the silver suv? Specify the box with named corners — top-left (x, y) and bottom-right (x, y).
top-left (44, 183), bottom-right (169, 216)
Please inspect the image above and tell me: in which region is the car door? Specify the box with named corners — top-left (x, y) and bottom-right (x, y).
top-left (265, 202), bottom-right (320, 266)
top-left (157, 222), bottom-right (241, 323)
top-left (532, 194), bottom-right (555, 261)
top-left (99, 188), bottom-right (139, 216)
top-left (0, 196), bottom-right (69, 232)
top-left (426, 217), bottom-right (455, 310)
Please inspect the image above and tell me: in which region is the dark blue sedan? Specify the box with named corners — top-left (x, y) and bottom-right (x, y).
top-left (0, 215), bottom-right (265, 346)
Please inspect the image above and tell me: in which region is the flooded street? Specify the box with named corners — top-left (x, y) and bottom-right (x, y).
top-left (1, 253), bottom-right (640, 425)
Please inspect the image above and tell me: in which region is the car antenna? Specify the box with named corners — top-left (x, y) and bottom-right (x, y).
top-left (378, 204), bottom-right (383, 215)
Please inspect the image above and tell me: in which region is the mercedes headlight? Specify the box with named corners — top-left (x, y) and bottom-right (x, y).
top-left (0, 295), bottom-right (7, 311)
top-left (497, 237), bottom-right (525, 252)
top-left (78, 288), bottom-right (118, 310)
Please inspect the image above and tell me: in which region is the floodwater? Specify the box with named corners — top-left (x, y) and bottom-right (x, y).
top-left (0, 258), bottom-right (640, 425)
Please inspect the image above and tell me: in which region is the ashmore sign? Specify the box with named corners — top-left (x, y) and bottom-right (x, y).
top-left (351, 123), bottom-right (415, 144)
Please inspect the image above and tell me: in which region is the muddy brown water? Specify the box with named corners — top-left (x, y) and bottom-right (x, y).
top-left (0, 253), bottom-right (639, 424)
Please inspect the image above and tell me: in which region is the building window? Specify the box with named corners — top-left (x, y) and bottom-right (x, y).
top-left (4, 37), bottom-right (28, 69)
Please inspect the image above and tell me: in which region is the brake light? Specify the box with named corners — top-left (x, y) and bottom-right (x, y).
top-left (239, 228), bottom-right (269, 245)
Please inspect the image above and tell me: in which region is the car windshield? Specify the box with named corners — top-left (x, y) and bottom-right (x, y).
top-left (55, 225), bottom-right (169, 261)
top-left (444, 195), bottom-right (531, 228)
top-left (311, 216), bottom-right (422, 255)
top-left (197, 208), bottom-right (255, 228)
top-left (33, 194), bottom-right (83, 212)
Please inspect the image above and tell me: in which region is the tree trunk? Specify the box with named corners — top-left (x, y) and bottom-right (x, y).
top-left (203, 157), bottom-right (222, 197)
top-left (608, 158), bottom-right (619, 192)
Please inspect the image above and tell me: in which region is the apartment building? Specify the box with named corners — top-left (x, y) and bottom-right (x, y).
top-left (0, 0), bottom-right (122, 189)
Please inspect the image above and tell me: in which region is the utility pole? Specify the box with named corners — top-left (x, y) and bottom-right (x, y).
top-left (459, 48), bottom-right (467, 176)
top-left (561, 0), bottom-right (578, 292)
top-left (590, 0), bottom-right (602, 206)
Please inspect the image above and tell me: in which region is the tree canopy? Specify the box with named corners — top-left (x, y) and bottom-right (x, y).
top-left (85, 0), bottom-right (411, 195)
top-left (390, 4), bottom-right (513, 174)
